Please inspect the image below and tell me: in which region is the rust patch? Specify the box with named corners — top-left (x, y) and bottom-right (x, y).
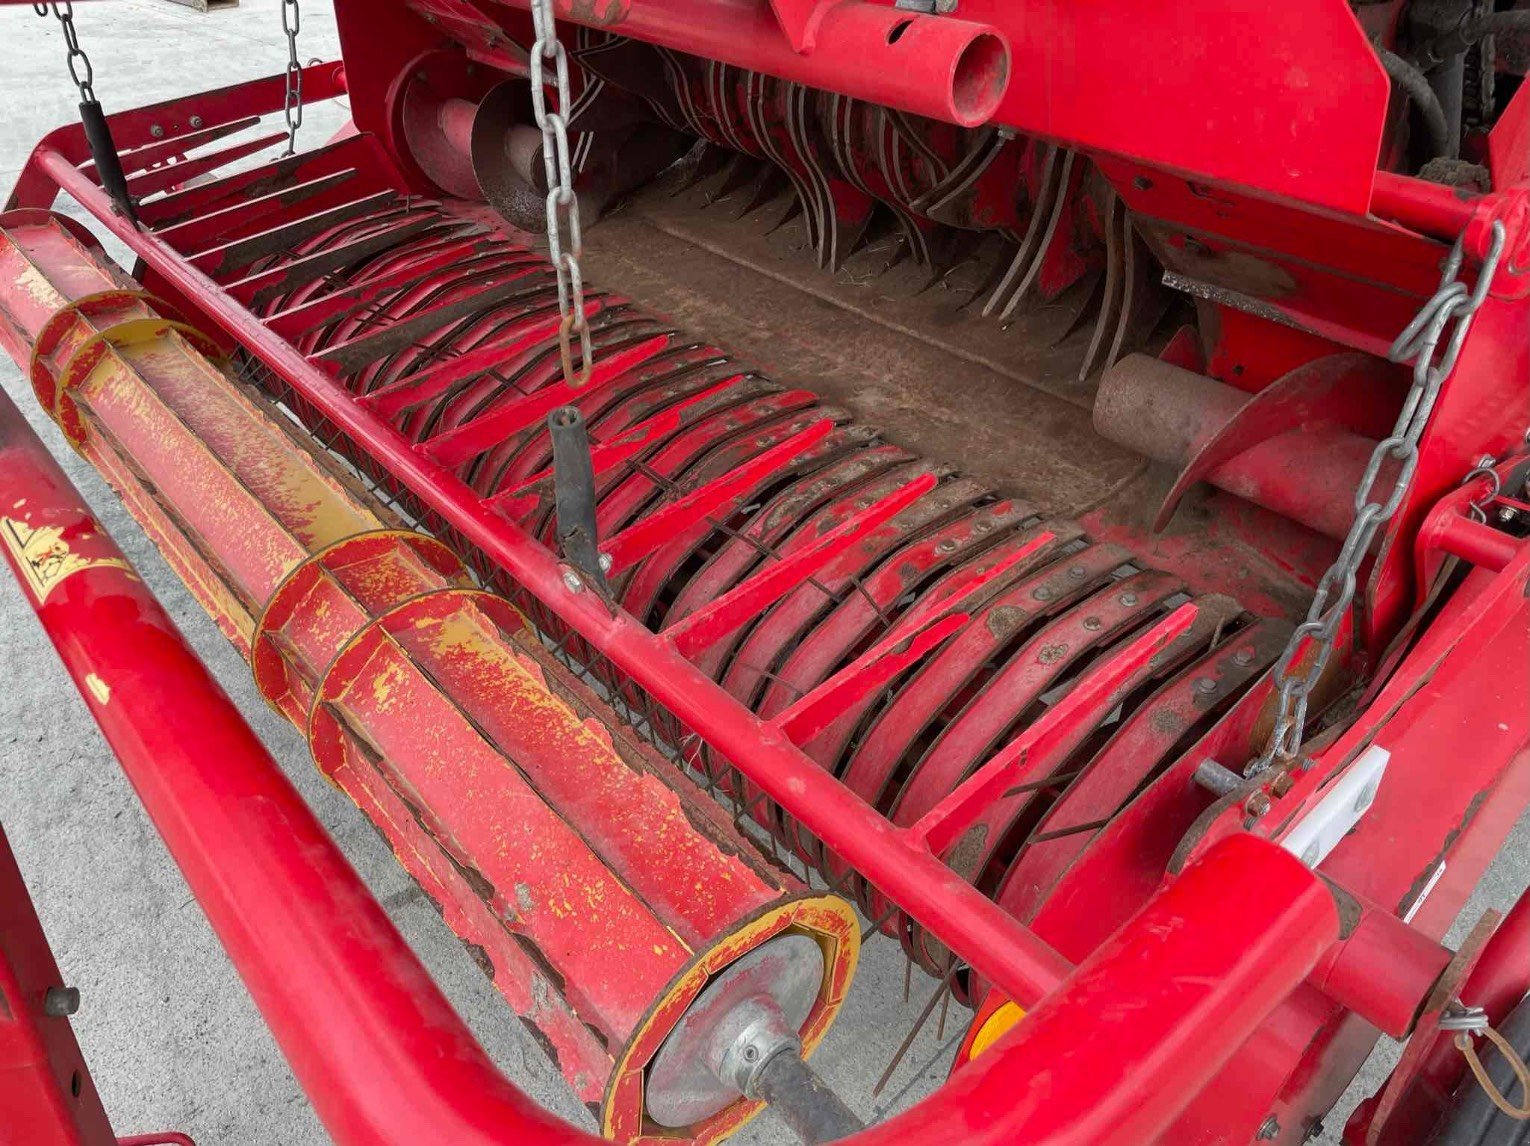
top-left (1398, 787), bottom-right (1490, 916)
top-left (944, 824), bottom-right (989, 881)
top-left (986, 605), bottom-right (1025, 639)
top-left (462, 940), bottom-right (496, 981)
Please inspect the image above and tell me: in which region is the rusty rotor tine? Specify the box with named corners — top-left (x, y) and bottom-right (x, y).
top-left (656, 445), bottom-right (919, 633)
top-left (789, 521), bottom-right (1083, 873)
top-left (462, 333), bottom-right (720, 487)
top-left (617, 426), bottom-right (876, 628)
top-left (993, 615), bottom-right (1286, 928)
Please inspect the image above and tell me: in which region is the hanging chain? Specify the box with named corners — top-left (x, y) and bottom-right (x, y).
top-left (35, 2), bottom-right (96, 103)
top-left (1249, 219), bottom-right (1508, 775)
top-left (528, 0), bottom-right (594, 387)
top-left (281, 0), bottom-right (304, 156)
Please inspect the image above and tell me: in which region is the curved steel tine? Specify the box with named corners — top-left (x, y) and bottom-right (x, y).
top-left (1105, 211), bottom-right (1170, 370)
top-left (996, 149), bottom-right (1078, 322)
top-left (886, 106), bottom-right (952, 183)
top-left (983, 143), bottom-right (1062, 318)
top-left (915, 127), bottom-right (1005, 224)
top-left (745, 73), bottom-right (822, 253)
top-left (783, 82), bottom-right (842, 267)
top-left (655, 46), bottom-right (707, 137)
top-left (1079, 186), bottom-right (1126, 379)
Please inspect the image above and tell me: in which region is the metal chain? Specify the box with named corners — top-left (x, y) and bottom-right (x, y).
top-left (281, 0), bottom-right (303, 156)
top-left (1249, 219), bottom-right (1507, 775)
top-left (528, 0), bottom-right (595, 387)
top-left (36, 2), bottom-right (97, 103)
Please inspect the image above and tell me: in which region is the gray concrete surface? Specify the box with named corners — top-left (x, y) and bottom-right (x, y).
top-left (0, 4), bottom-right (1526, 1143)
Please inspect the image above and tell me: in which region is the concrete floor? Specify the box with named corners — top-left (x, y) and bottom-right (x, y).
top-left (0, 4), bottom-right (1526, 1143)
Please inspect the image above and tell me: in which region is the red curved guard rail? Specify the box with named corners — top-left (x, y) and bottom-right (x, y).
top-left (0, 378), bottom-right (1340, 1145)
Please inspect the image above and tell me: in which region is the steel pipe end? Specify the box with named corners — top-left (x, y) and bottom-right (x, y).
top-left (950, 31), bottom-right (1009, 127)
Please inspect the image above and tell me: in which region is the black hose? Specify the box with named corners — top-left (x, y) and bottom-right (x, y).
top-left (1417, 9), bottom-right (1530, 67)
top-left (1378, 46), bottom-right (1455, 162)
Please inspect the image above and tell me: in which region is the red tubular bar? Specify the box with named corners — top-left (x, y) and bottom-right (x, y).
top-left (0, 354), bottom-right (1342, 1146)
top-left (1309, 890), bottom-right (1454, 1039)
top-left (510, 0), bottom-right (1011, 127)
top-left (23, 142), bottom-right (1080, 1010)
top-left (1424, 512), bottom-right (1524, 572)
top-left (1371, 170), bottom-right (1481, 241)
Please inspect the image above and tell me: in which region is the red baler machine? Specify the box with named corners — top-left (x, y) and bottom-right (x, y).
top-left (2, 0), bottom-right (1530, 1142)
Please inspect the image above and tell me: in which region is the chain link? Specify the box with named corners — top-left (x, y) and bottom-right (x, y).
top-left (36, 2), bottom-right (96, 103)
top-left (528, 0), bottom-right (594, 387)
top-left (281, 0), bottom-right (303, 156)
top-left (1249, 219), bottom-right (1508, 775)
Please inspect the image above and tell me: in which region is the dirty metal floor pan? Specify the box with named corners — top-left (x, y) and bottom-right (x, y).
top-left (580, 177), bottom-right (1150, 520)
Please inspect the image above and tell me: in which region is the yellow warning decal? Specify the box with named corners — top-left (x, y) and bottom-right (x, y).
top-left (0, 517), bottom-right (129, 603)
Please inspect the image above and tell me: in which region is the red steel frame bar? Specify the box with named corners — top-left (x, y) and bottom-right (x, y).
top-left (0, 828), bottom-right (118, 1145)
top-left (0, 353), bottom-right (1344, 1146)
top-left (19, 134), bottom-right (1086, 1010)
top-left (499, 0), bottom-right (1012, 128)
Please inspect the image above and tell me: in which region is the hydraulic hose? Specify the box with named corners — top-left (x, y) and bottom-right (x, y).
top-left (1378, 45), bottom-right (1454, 162)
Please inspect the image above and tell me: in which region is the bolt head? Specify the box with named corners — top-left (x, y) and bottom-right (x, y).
top-left (1233, 648), bottom-right (1255, 667)
top-left (1194, 677), bottom-right (1218, 695)
top-left (1353, 779), bottom-right (1379, 815)
top-left (561, 570), bottom-right (583, 593)
top-left (1119, 592), bottom-right (1139, 607)
top-left (1256, 1114), bottom-right (1280, 1140)
top-left (150, 124), bottom-right (165, 139)
top-left (598, 552), bottom-right (613, 573)
top-left (44, 986), bottom-right (80, 1017)
top-left (189, 115), bottom-right (204, 129)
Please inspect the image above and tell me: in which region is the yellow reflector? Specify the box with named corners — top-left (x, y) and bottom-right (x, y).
top-left (969, 1000), bottom-right (1026, 1059)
